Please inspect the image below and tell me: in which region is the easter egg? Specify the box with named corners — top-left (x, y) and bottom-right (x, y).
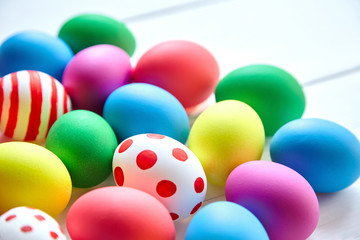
top-left (62, 44), bottom-right (131, 115)
top-left (0, 207), bottom-right (66, 240)
top-left (270, 118), bottom-right (360, 193)
top-left (103, 83), bottom-right (189, 143)
top-left (185, 201), bottom-right (269, 240)
top-left (58, 14), bottom-right (136, 56)
top-left (188, 100), bottom-right (264, 186)
top-left (112, 134), bottom-right (207, 220)
top-left (46, 110), bottom-right (118, 188)
top-left (0, 31), bottom-right (73, 80)
top-left (0, 142), bottom-right (72, 217)
top-left (0, 70), bottom-right (71, 142)
top-left (225, 161), bottom-right (319, 240)
top-left (66, 186), bottom-right (175, 240)
top-left (132, 40), bottom-right (219, 109)
top-left (215, 64), bottom-right (305, 136)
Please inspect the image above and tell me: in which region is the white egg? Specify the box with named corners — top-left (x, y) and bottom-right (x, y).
top-left (113, 133), bottom-right (207, 220)
top-left (0, 207), bottom-right (67, 240)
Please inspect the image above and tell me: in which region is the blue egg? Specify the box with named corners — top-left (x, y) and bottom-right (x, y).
top-left (185, 201), bottom-right (269, 240)
top-left (103, 83), bottom-right (189, 143)
top-left (0, 31), bottom-right (73, 80)
top-left (270, 118), bottom-right (360, 193)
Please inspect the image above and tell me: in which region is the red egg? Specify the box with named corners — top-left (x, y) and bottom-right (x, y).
top-left (66, 186), bottom-right (175, 240)
top-left (132, 40), bottom-right (219, 109)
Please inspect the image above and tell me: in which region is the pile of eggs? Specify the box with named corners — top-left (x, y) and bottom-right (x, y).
top-left (0, 12), bottom-right (359, 240)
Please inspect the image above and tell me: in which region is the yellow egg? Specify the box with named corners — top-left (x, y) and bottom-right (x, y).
top-left (188, 100), bottom-right (265, 186)
top-left (0, 142), bottom-right (72, 217)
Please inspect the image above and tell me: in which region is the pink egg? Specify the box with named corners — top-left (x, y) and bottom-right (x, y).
top-left (66, 186), bottom-right (175, 240)
top-left (62, 44), bottom-right (131, 115)
top-left (0, 70), bottom-right (71, 141)
top-left (225, 161), bottom-right (319, 240)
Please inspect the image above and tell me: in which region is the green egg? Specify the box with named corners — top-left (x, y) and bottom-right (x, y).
top-left (215, 64), bottom-right (305, 136)
top-left (46, 110), bottom-right (118, 188)
top-left (58, 13), bottom-right (136, 56)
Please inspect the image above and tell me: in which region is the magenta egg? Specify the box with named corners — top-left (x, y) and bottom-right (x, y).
top-left (62, 44), bottom-right (131, 115)
top-left (225, 161), bottom-right (319, 240)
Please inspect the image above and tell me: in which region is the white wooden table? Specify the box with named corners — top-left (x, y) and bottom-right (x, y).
top-left (1, 0), bottom-right (360, 239)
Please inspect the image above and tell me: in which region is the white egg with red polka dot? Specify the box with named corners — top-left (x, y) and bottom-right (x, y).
top-left (0, 207), bottom-right (67, 240)
top-left (113, 133), bottom-right (207, 221)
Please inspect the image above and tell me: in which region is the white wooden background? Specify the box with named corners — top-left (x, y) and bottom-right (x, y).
top-left (1, 0), bottom-right (360, 239)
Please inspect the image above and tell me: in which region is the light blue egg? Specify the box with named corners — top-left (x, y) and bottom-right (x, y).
top-left (185, 201), bottom-right (269, 240)
top-left (103, 83), bottom-right (189, 143)
top-left (0, 30), bottom-right (73, 80)
top-left (270, 118), bottom-right (360, 193)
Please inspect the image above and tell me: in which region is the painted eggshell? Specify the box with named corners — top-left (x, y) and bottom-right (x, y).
top-left (103, 83), bottom-right (189, 144)
top-left (46, 110), bottom-right (118, 188)
top-left (188, 100), bottom-right (265, 186)
top-left (0, 207), bottom-right (67, 240)
top-left (0, 70), bottom-right (71, 142)
top-left (0, 142), bottom-right (72, 217)
top-left (270, 118), bottom-right (360, 193)
top-left (215, 64), bottom-right (305, 136)
top-left (0, 30), bottom-right (73, 81)
top-left (62, 44), bottom-right (131, 115)
top-left (185, 201), bottom-right (269, 240)
top-left (225, 161), bottom-right (319, 240)
top-left (132, 40), bottom-right (219, 109)
top-left (66, 186), bottom-right (175, 240)
top-left (112, 134), bottom-right (207, 220)
top-left (58, 14), bottom-right (136, 56)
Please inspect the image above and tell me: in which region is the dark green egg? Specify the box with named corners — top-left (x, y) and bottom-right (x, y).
top-left (46, 110), bottom-right (118, 188)
top-left (58, 13), bottom-right (136, 56)
top-left (215, 65), bottom-right (305, 136)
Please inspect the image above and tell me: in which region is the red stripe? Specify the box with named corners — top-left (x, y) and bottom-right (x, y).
top-left (63, 88), bottom-right (68, 113)
top-left (46, 77), bottom-right (58, 134)
top-left (24, 71), bottom-right (43, 141)
top-left (4, 73), bottom-right (19, 138)
top-left (0, 77), bottom-right (4, 122)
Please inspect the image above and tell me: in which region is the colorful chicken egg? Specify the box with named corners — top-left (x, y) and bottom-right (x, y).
top-left (112, 134), bottom-right (207, 220)
top-left (58, 14), bottom-right (136, 56)
top-left (0, 207), bottom-right (67, 240)
top-left (0, 30), bottom-right (73, 81)
top-left (132, 40), bottom-right (219, 109)
top-left (0, 142), bottom-right (72, 217)
top-left (62, 44), bottom-right (131, 115)
top-left (225, 161), bottom-right (319, 240)
top-left (0, 70), bottom-right (71, 142)
top-left (66, 187), bottom-right (175, 240)
top-left (185, 201), bottom-right (269, 240)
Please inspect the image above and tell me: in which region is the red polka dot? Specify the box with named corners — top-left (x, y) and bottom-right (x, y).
top-left (5, 215), bottom-right (16, 222)
top-left (26, 207), bottom-right (36, 210)
top-left (194, 177), bottom-right (205, 193)
top-left (114, 167), bottom-right (124, 186)
top-left (190, 202), bottom-right (202, 215)
top-left (156, 180), bottom-right (177, 198)
top-left (21, 226), bottom-right (32, 233)
top-left (146, 134), bottom-right (165, 139)
top-left (170, 213), bottom-right (179, 220)
top-left (118, 139), bottom-right (133, 153)
top-left (50, 231), bottom-right (59, 239)
top-left (35, 215), bottom-right (45, 221)
top-left (172, 148), bottom-right (188, 161)
top-left (136, 150), bottom-right (157, 170)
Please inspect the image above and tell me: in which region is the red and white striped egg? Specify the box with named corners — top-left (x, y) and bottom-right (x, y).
top-left (0, 206), bottom-right (67, 240)
top-left (113, 133), bottom-right (207, 221)
top-left (0, 70), bottom-right (71, 142)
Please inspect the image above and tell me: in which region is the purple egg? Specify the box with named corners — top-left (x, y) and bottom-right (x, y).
top-left (62, 44), bottom-right (131, 115)
top-left (225, 161), bottom-right (319, 240)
